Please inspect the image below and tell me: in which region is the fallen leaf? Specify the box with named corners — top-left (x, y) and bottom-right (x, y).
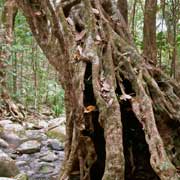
top-left (84, 105), bottom-right (96, 113)
top-left (34, 11), bottom-right (42, 16)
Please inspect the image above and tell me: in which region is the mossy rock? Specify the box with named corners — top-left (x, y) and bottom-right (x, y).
top-left (15, 173), bottom-right (28, 180)
top-left (39, 164), bottom-right (54, 174)
top-left (46, 128), bottom-right (65, 143)
top-left (0, 151), bottom-right (19, 177)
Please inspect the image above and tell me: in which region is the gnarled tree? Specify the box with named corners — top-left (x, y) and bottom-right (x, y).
top-left (15, 0), bottom-right (180, 180)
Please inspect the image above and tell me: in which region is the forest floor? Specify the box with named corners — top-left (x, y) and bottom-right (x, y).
top-left (0, 107), bottom-right (65, 180)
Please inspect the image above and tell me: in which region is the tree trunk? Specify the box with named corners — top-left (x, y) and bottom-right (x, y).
top-left (143, 0), bottom-right (157, 65)
top-left (118, 0), bottom-right (128, 24)
top-left (0, 0), bottom-right (24, 120)
top-left (15, 0), bottom-right (180, 179)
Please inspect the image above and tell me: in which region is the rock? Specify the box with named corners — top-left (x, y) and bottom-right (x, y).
top-left (15, 173), bottom-right (28, 180)
top-left (55, 151), bottom-right (65, 161)
top-left (46, 117), bottom-right (66, 143)
top-left (25, 122), bottom-right (35, 130)
top-left (38, 163), bottom-right (55, 174)
top-left (47, 139), bottom-right (64, 151)
top-left (46, 126), bottom-right (66, 143)
top-left (0, 120), bottom-right (13, 126)
top-left (3, 123), bottom-right (24, 133)
top-left (40, 145), bottom-right (50, 154)
top-left (40, 151), bottom-right (58, 162)
top-left (36, 120), bottom-right (48, 129)
top-left (0, 138), bottom-right (9, 148)
top-left (47, 116), bottom-right (66, 129)
top-left (26, 130), bottom-right (47, 141)
top-left (0, 150), bottom-right (19, 177)
top-left (1, 132), bottom-right (22, 147)
top-left (16, 160), bottom-right (28, 167)
top-left (16, 154), bottom-right (31, 161)
top-left (17, 140), bottom-right (41, 154)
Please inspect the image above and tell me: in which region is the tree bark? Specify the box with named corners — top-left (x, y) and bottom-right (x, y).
top-left (118, 0), bottom-right (128, 24)
top-left (143, 0), bottom-right (157, 65)
top-left (15, 0), bottom-right (180, 179)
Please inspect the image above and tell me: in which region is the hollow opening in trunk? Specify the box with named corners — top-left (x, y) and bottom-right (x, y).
top-left (119, 79), bottom-right (160, 180)
top-left (83, 63), bottom-right (105, 180)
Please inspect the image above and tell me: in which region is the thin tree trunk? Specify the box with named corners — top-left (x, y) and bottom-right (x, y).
top-left (118, 0), bottom-right (128, 24)
top-left (130, 0), bottom-right (137, 37)
top-left (143, 0), bottom-right (157, 65)
top-left (12, 51), bottom-right (17, 97)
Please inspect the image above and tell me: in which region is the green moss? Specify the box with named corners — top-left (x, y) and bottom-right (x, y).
top-left (46, 130), bottom-right (65, 143)
top-left (15, 173), bottom-right (28, 180)
top-left (39, 165), bottom-right (54, 174)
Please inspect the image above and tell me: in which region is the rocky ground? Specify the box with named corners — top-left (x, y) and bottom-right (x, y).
top-left (0, 114), bottom-right (66, 180)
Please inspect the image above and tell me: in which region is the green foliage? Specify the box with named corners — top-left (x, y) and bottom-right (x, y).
top-left (0, 10), bottom-right (65, 116)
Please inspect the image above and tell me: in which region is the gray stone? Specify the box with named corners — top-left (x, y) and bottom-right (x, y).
top-left (15, 173), bottom-right (28, 180)
top-left (0, 120), bottom-right (13, 126)
top-left (40, 151), bottom-right (58, 162)
top-left (17, 140), bottom-right (41, 154)
top-left (1, 132), bottom-right (22, 147)
top-left (25, 122), bottom-right (34, 130)
top-left (26, 130), bottom-right (47, 141)
top-left (47, 117), bottom-right (66, 129)
top-left (47, 139), bottom-right (64, 151)
top-left (38, 163), bottom-right (55, 174)
top-left (36, 120), bottom-right (48, 129)
top-left (16, 154), bottom-right (31, 161)
top-left (0, 150), bottom-right (19, 177)
top-left (16, 160), bottom-right (28, 167)
top-left (0, 138), bottom-right (9, 148)
top-left (3, 123), bottom-right (24, 132)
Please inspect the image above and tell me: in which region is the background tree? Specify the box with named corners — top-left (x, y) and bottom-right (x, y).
top-left (143, 0), bottom-right (157, 64)
top-left (0, 0), bottom-right (65, 117)
top-left (0, 0), bottom-right (25, 119)
top-left (161, 0), bottom-right (180, 79)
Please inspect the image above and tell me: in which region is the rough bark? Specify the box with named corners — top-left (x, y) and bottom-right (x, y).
top-left (118, 0), bottom-right (128, 24)
top-left (143, 0), bottom-right (157, 65)
top-left (0, 0), bottom-right (24, 120)
top-left (15, 0), bottom-right (180, 179)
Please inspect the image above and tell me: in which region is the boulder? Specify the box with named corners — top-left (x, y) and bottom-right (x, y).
top-left (0, 138), bottom-right (9, 148)
top-left (0, 150), bottom-right (19, 177)
top-left (47, 139), bottom-right (64, 151)
top-left (15, 173), bottom-right (28, 180)
top-left (26, 130), bottom-right (47, 141)
top-left (38, 163), bottom-right (55, 174)
top-left (1, 132), bottom-right (22, 148)
top-left (3, 123), bottom-right (24, 133)
top-left (40, 151), bottom-right (58, 162)
top-left (17, 140), bottom-right (41, 154)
